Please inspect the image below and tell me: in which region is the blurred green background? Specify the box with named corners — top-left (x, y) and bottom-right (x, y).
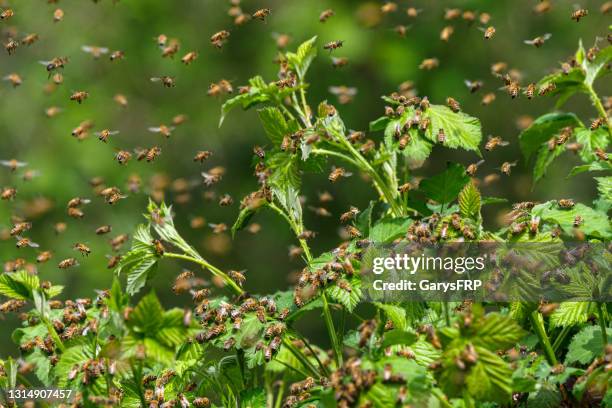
top-left (0, 0), bottom-right (610, 353)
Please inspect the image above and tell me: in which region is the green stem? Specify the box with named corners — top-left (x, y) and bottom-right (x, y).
top-left (442, 302), bottom-right (451, 327)
top-left (274, 381), bottom-right (285, 408)
top-left (322, 293), bottom-right (342, 367)
top-left (552, 325), bottom-right (572, 353)
top-left (596, 302), bottom-right (609, 350)
top-left (530, 311), bottom-right (557, 365)
top-left (164, 252), bottom-right (243, 294)
top-left (586, 84), bottom-right (612, 140)
top-left (42, 317), bottom-right (65, 353)
top-left (281, 337), bottom-right (320, 378)
top-left (267, 203), bottom-right (312, 261)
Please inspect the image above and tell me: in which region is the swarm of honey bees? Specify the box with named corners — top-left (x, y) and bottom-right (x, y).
top-left (0, 0), bottom-right (611, 407)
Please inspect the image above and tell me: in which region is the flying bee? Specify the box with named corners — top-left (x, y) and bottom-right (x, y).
top-left (1, 187), bottom-right (17, 200)
top-left (297, 230), bottom-right (316, 240)
top-left (209, 223), bottom-right (227, 234)
top-left (109, 50), bottom-right (125, 61)
top-left (95, 129), bottom-right (119, 143)
top-left (329, 85), bottom-right (357, 104)
top-left (485, 135), bottom-right (509, 151)
top-left (328, 167), bottom-right (352, 182)
top-left (71, 120), bottom-right (94, 140)
top-left (218, 194), bottom-right (233, 207)
top-left (113, 94), bottom-right (128, 107)
top-left (538, 82), bottom-right (556, 96)
top-left (148, 125), bottom-right (175, 138)
top-left (466, 160), bottom-right (485, 176)
top-left (81, 45), bottom-right (109, 59)
top-left (394, 25), bottom-right (409, 38)
top-left (440, 26), bottom-right (454, 42)
top-left (482, 26), bottom-right (496, 39)
top-left (558, 199), bottom-right (575, 209)
top-left (590, 117), bottom-right (605, 130)
top-left (319, 9), bottom-right (334, 22)
top-left (67, 208), bottom-right (84, 218)
top-left (464, 80), bottom-right (483, 93)
top-left (331, 56), bottom-right (349, 69)
top-left (595, 148), bottom-right (609, 161)
top-left (144, 146), bottom-right (161, 162)
top-left (95, 225), bottom-right (112, 235)
top-left (228, 270), bottom-right (246, 286)
top-left (150, 76), bottom-right (175, 87)
top-left (573, 215), bottom-right (583, 227)
top-left (525, 83), bottom-right (536, 99)
top-left (181, 51), bottom-right (198, 65)
top-left (21, 33), bottom-right (39, 46)
top-left (58, 258), bottom-right (78, 269)
top-left (45, 106), bottom-right (62, 118)
top-left (381, 2), bottom-right (398, 13)
top-left (73, 243), bottom-right (91, 256)
top-left (406, 7), bottom-right (422, 17)
top-left (1, 159), bottom-right (27, 172)
top-left (463, 10), bottom-right (477, 22)
top-left (210, 30), bottom-right (230, 48)
top-left (481, 92), bottom-right (496, 106)
top-left (252, 8), bottom-right (271, 21)
top-left (323, 40), bottom-right (344, 52)
top-left (10, 222), bottom-right (31, 236)
top-left (161, 39), bottom-right (180, 58)
top-left (16, 237), bottom-right (39, 249)
top-left (4, 38), bottom-right (18, 55)
top-left (39, 57), bottom-right (68, 75)
top-left (524, 33), bottom-right (552, 48)
top-left (0, 8), bottom-right (14, 19)
top-left (3, 73), bottom-right (22, 87)
top-left (53, 8), bottom-right (64, 22)
top-left (534, 1), bottom-right (552, 14)
top-left (571, 7), bottom-right (588, 22)
top-left (505, 80), bottom-right (520, 98)
top-left (500, 161), bottom-right (517, 176)
top-left (309, 206), bottom-right (332, 217)
top-left (115, 150), bottom-right (132, 165)
top-left (345, 225), bottom-right (362, 239)
top-left (70, 91), bottom-right (89, 104)
top-left (446, 97), bottom-right (461, 112)
top-left (419, 58), bottom-right (439, 70)
top-left (444, 8), bottom-right (461, 20)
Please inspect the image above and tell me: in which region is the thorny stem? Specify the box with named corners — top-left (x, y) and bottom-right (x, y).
top-left (596, 302), bottom-right (609, 350)
top-left (163, 252), bottom-right (244, 295)
top-left (586, 84), bottom-right (612, 140)
top-left (530, 311), bottom-right (558, 365)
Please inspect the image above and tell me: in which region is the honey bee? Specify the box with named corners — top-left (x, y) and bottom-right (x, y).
top-left (181, 51), bottom-right (198, 65)
top-left (437, 128), bottom-right (446, 144)
top-left (21, 33), bottom-right (39, 46)
top-left (218, 194), bottom-right (233, 207)
top-left (481, 93), bottom-right (496, 106)
top-left (109, 50), bottom-right (125, 61)
top-left (144, 146), bottom-right (162, 162)
top-left (505, 79), bottom-right (521, 98)
top-left (533, 1), bottom-right (552, 14)
top-left (328, 167), bottom-right (352, 182)
top-left (95, 129), bottom-right (119, 143)
top-left (483, 26), bottom-right (496, 39)
top-left (485, 135), bottom-right (509, 151)
top-left (571, 8), bottom-right (588, 22)
top-left (193, 397), bottom-right (211, 408)
top-left (209, 223), bottom-right (228, 234)
top-left (466, 160), bottom-right (485, 176)
top-left (110, 234), bottom-right (129, 251)
top-left (346, 226), bottom-right (362, 238)
top-left (394, 25), bottom-right (409, 38)
top-left (446, 97), bottom-right (461, 112)
top-left (538, 82), bottom-right (556, 96)
top-left (594, 148), bottom-right (609, 161)
top-left (490, 61), bottom-right (508, 76)
top-left (419, 58), bottom-right (439, 70)
top-left (524, 33), bottom-right (552, 48)
top-left (500, 161), bottom-right (517, 176)
top-left (319, 9), bottom-right (334, 22)
top-left (252, 8), bottom-right (271, 21)
top-left (95, 225), bottom-right (112, 235)
top-left (406, 7), bottom-right (422, 17)
top-left (16, 237), bottom-right (39, 249)
top-left (398, 182), bottom-right (412, 194)
top-left (10, 222), bottom-right (32, 236)
top-left (74, 243), bottom-right (91, 256)
top-left (113, 94), bottom-right (128, 107)
top-left (297, 230), bottom-right (316, 240)
top-left (150, 76), bottom-right (176, 87)
top-left (45, 106), bottom-right (62, 118)
top-left (573, 215), bottom-right (583, 227)
top-left (114, 150), bottom-right (131, 165)
top-left (309, 206), bottom-right (332, 217)
top-left (525, 83), bottom-right (536, 99)
top-left (444, 8), bottom-right (461, 20)
top-left (3, 73), bottom-right (22, 87)
top-left (1, 187), bottom-right (17, 200)
top-left (590, 117), bottom-right (605, 130)
top-left (70, 91), bottom-right (89, 104)
top-left (463, 10), bottom-right (477, 23)
top-left (440, 26), bottom-right (454, 42)
top-left (210, 30), bottom-right (230, 48)
top-left (58, 258), bottom-right (78, 269)
top-left (1, 159), bottom-right (27, 172)
top-left (0, 8), bottom-right (14, 20)
top-left (152, 239), bottom-right (165, 256)
top-left (161, 39), bottom-right (180, 58)
top-left (4, 38), bottom-right (18, 55)
top-left (323, 40), bottom-right (344, 52)
top-left (81, 45), bottom-right (109, 59)
top-left (556, 127), bottom-right (573, 145)
top-left (381, 2), bottom-right (398, 13)
top-left (558, 199), bottom-right (575, 209)
top-left (329, 85), bottom-right (357, 104)
top-left (53, 8), bottom-right (64, 22)
top-left (398, 134), bottom-right (411, 150)
top-left (148, 125), bottom-right (175, 138)
top-left (228, 270), bottom-right (246, 287)
top-left (71, 120), bottom-right (94, 140)
top-left (39, 57), bottom-right (68, 75)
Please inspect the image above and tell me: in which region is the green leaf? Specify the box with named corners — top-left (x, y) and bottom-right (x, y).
top-left (373, 302), bottom-right (407, 331)
top-left (129, 292), bottom-right (164, 336)
top-left (549, 302), bottom-right (592, 328)
top-left (565, 325), bottom-right (611, 365)
top-left (326, 276), bottom-right (361, 312)
top-left (458, 180), bottom-right (481, 220)
top-left (231, 206), bottom-right (256, 237)
top-left (369, 217), bottom-right (411, 243)
top-left (584, 44), bottom-right (612, 86)
top-left (381, 329), bottom-right (417, 348)
top-left (472, 313), bottom-right (525, 351)
top-left (533, 144), bottom-right (564, 184)
top-left (369, 116), bottom-right (390, 132)
top-left (219, 76), bottom-right (286, 127)
top-left (537, 69), bottom-right (587, 108)
top-left (423, 105), bottom-right (483, 153)
top-left (240, 388), bottom-right (267, 408)
top-left (257, 107), bottom-right (298, 145)
top-left (568, 160), bottom-right (612, 177)
top-left (481, 196), bottom-right (508, 206)
top-left (532, 201), bottom-right (612, 239)
top-left (576, 128), bottom-right (609, 163)
top-left (419, 162), bottom-right (470, 206)
top-left (125, 255), bottom-right (158, 296)
top-left (0, 271), bottom-right (39, 300)
top-left (286, 36), bottom-right (317, 78)
top-left (519, 113), bottom-right (582, 162)
top-left (402, 131), bottom-right (434, 167)
top-left (267, 152), bottom-right (301, 190)
top-left (595, 176), bottom-right (612, 203)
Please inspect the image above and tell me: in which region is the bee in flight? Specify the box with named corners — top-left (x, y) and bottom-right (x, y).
top-left (571, 7), bottom-right (588, 22)
top-left (324, 40), bottom-right (344, 52)
top-left (81, 45), bottom-right (109, 59)
top-left (148, 125), bottom-right (175, 138)
top-left (150, 76), bottom-right (176, 87)
top-left (1, 159), bottom-right (27, 172)
top-left (524, 34), bottom-right (552, 48)
top-left (70, 91), bottom-right (89, 104)
top-left (252, 8), bottom-right (271, 21)
top-left (3, 73), bottom-right (22, 87)
top-left (95, 129), bottom-right (119, 143)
